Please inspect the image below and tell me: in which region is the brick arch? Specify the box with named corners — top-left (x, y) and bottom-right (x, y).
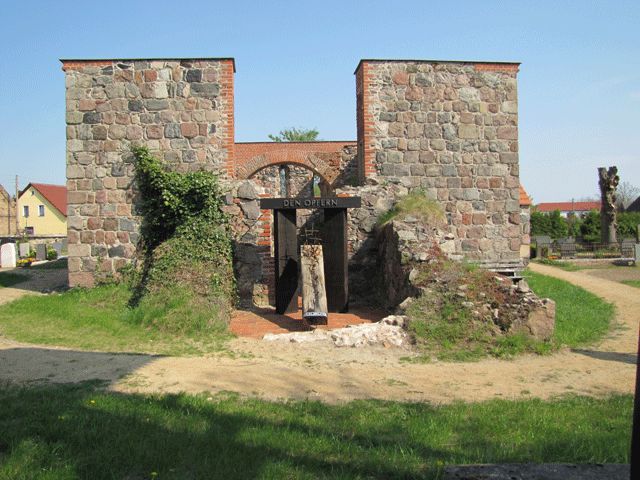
top-left (235, 150), bottom-right (339, 184)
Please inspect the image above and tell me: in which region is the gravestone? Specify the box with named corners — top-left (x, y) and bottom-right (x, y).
top-left (52, 242), bottom-right (63, 256)
top-left (19, 242), bottom-right (30, 258)
top-left (1, 243), bottom-right (17, 268)
top-left (621, 238), bottom-right (635, 258)
top-left (36, 243), bottom-right (47, 261)
top-left (533, 235), bottom-right (552, 258)
top-left (558, 237), bottom-right (576, 259)
top-left (635, 244), bottom-right (640, 263)
top-left (61, 238), bottom-right (68, 252)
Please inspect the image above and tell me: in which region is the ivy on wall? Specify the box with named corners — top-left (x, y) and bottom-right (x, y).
top-left (129, 147), bottom-right (234, 333)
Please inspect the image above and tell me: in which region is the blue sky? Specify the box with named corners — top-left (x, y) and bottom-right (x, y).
top-left (0, 0), bottom-right (638, 202)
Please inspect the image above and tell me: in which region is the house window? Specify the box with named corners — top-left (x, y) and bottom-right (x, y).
top-left (23, 206), bottom-right (29, 218)
top-left (25, 226), bottom-right (34, 235)
top-left (39, 205), bottom-right (45, 217)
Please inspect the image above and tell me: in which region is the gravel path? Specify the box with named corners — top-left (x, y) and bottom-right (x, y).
top-left (0, 263), bottom-right (637, 404)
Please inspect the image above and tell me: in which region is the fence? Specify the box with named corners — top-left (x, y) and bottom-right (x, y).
top-left (532, 238), bottom-right (636, 260)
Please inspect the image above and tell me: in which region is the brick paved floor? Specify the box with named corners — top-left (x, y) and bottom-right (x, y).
top-left (230, 301), bottom-right (386, 338)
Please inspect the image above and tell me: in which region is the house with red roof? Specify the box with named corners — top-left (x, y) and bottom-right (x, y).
top-left (535, 201), bottom-right (600, 217)
top-left (18, 183), bottom-right (67, 236)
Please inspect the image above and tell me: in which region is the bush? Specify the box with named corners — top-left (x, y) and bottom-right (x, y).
top-left (46, 247), bottom-right (58, 261)
top-left (128, 147), bottom-right (234, 333)
top-left (377, 189), bottom-right (445, 226)
top-left (531, 210), bottom-right (568, 239)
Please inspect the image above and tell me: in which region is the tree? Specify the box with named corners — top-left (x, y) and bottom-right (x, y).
top-left (268, 127), bottom-right (319, 142)
top-left (530, 210), bottom-right (568, 239)
top-left (580, 210), bottom-right (601, 243)
top-left (548, 210), bottom-right (568, 239)
top-left (616, 181), bottom-right (640, 210)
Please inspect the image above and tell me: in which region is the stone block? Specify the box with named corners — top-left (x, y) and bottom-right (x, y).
top-left (68, 243), bottom-right (91, 257)
top-left (190, 83), bottom-right (220, 98)
top-left (165, 123), bottom-right (181, 138)
top-left (497, 126), bottom-right (518, 140)
top-left (519, 299), bottom-right (555, 341)
top-left (69, 272), bottom-right (95, 288)
top-left (458, 124), bottom-right (478, 139)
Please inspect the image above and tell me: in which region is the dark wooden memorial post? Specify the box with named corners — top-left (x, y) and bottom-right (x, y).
top-left (260, 197), bottom-right (361, 314)
top-left (323, 208), bottom-right (349, 312)
top-left (274, 209), bottom-right (298, 313)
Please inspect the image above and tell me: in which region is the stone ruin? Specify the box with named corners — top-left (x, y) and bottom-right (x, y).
top-left (62, 57), bottom-right (529, 311)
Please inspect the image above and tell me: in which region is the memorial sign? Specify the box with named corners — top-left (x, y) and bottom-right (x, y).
top-left (260, 197), bottom-right (360, 314)
top-left (260, 197), bottom-right (361, 210)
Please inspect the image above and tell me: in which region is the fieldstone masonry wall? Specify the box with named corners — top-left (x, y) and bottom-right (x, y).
top-left (63, 58), bottom-right (234, 286)
top-left (64, 57), bottom-right (527, 308)
top-left (356, 60), bottom-right (521, 264)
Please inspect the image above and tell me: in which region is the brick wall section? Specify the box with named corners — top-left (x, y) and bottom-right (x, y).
top-left (220, 60), bottom-right (236, 176)
top-left (355, 60), bottom-right (522, 263)
top-left (234, 142), bottom-right (357, 186)
top-left (63, 58), bottom-right (234, 287)
top-left (355, 64), bottom-right (376, 182)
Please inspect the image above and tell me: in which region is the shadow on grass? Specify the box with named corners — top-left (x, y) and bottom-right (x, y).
top-left (0, 347), bottom-right (158, 386)
top-left (572, 348), bottom-right (637, 365)
top-left (0, 380), bottom-right (632, 479)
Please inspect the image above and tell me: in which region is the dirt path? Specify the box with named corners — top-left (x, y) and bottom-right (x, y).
top-left (0, 263), bottom-right (637, 404)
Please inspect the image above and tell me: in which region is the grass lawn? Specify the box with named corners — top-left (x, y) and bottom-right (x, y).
top-left (622, 280), bottom-right (640, 288)
top-left (0, 382), bottom-right (631, 480)
top-left (0, 272), bottom-right (29, 288)
top-left (534, 258), bottom-right (584, 271)
top-left (0, 283), bottom-right (230, 356)
top-left (525, 270), bottom-right (615, 347)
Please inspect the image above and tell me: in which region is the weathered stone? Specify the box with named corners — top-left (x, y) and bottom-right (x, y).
top-left (237, 182), bottom-right (257, 200)
top-left (514, 298), bottom-right (555, 341)
top-left (240, 201), bottom-right (260, 220)
top-left (190, 83), bottom-right (220, 98)
top-left (83, 112), bottom-right (101, 124)
top-left (164, 123), bottom-right (181, 138)
top-left (185, 69), bottom-right (202, 82)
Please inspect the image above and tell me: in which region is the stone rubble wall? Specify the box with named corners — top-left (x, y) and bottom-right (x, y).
top-left (64, 59), bottom-right (234, 286)
top-left (357, 61), bottom-right (522, 264)
top-left (63, 58), bottom-right (528, 303)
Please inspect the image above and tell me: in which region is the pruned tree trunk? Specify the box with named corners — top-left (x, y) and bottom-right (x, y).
top-left (301, 244), bottom-right (328, 325)
top-left (598, 166), bottom-right (619, 244)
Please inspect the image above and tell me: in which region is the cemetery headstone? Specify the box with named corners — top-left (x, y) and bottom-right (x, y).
top-left (558, 237), bottom-right (576, 259)
top-left (19, 242), bottom-right (30, 258)
top-left (61, 238), bottom-right (68, 252)
top-left (52, 242), bottom-right (63, 256)
top-left (635, 244), bottom-right (640, 264)
top-left (533, 236), bottom-right (552, 258)
top-left (621, 238), bottom-right (636, 258)
top-left (1, 243), bottom-right (17, 268)
top-left (36, 243), bottom-right (47, 261)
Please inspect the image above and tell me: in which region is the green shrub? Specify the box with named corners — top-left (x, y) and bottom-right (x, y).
top-left (46, 246), bottom-right (58, 261)
top-left (377, 189), bottom-right (445, 226)
top-left (129, 146), bottom-right (234, 333)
